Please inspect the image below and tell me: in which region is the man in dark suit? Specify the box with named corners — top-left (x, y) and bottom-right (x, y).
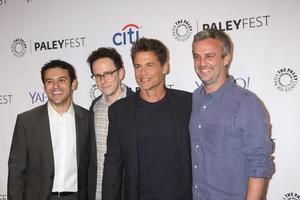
top-left (102, 38), bottom-right (192, 200)
top-left (8, 60), bottom-right (93, 200)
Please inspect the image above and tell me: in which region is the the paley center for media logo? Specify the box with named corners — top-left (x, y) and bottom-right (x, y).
top-left (274, 68), bottom-right (298, 92)
top-left (11, 36), bottom-right (86, 57)
top-left (89, 84), bottom-right (101, 100)
top-left (282, 192), bottom-right (300, 200)
top-left (172, 19), bottom-right (193, 42)
top-left (112, 24), bottom-right (141, 46)
top-left (11, 38), bottom-right (27, 57)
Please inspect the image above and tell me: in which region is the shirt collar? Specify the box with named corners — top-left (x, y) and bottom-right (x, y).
top-left (200, 75), bottom-right (235, 99)
top-left (47, 102), bottom-right (74, 118)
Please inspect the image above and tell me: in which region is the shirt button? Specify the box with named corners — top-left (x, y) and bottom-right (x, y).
top-left (195, 144), bottom-right (199, 148)
top-left (194, 185), bottom-right (198, 189)
top-left (203, 105), bottom-right (207, 109)
top-left (198, 124), bottom-right (202, 129)
top-left (194, 165), bottom-right (197, 169)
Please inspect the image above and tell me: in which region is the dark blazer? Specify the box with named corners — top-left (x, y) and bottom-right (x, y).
top-left (8, 103), bottom-right (92, 200)
top-left (102, 89), bottom-right (192, 200)
top-left (88, 86), bottom-right (134, 200)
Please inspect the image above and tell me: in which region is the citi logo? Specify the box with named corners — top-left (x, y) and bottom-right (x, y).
top-left (112, 24), bottom-right (141, 46)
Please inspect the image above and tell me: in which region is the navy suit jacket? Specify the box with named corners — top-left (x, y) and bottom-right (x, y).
top-left (102, 89), bottom-right (192, 200)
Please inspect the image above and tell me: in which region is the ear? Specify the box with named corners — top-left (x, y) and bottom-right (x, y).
top-left (223, 54), bottom-right (231, 67)
top-left (118, 67), bottom-right (125, 81)
top-left (162, 62), bottom-right (170, 75)
top-left (71, 79), bottom-right (78, 91)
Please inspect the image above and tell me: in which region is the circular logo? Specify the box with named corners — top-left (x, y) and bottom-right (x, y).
top-left (172, 19), bottom-right (193, 42)
top-left (11, 38), bottom-right (27, 57)
top-left (283, 192), bottom-right (300, 200)
top-left (274, 68), bottom-right (298, 92)
top-left (89, 84), bottom-right (101, 100)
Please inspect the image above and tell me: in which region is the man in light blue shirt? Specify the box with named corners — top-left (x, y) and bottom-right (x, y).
top-left (190, 29), bottom-right (274, 200)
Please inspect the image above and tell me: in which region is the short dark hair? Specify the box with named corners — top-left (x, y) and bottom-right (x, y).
top-left (130, 37), bottom-right (169, 66)
top-left (41, 59), bottom-right (77, 84)
top-left (87, 47), bottom-right (124, 74)
top-left (193, 29), bottom-right (233, 58)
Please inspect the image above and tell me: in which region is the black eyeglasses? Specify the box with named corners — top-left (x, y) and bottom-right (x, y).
top-left (91, 68), bottom-right (119, 81)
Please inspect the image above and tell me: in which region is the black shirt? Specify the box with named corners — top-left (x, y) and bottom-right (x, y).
top-left (135, 92), bottom-right (182, 200)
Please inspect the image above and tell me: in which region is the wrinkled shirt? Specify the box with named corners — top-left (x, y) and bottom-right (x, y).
top-left (189, 76), bottom-right (274, 200)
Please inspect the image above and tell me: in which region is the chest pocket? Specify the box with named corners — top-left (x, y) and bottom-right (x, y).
top-left (203, 123), bottom-right (229, 153)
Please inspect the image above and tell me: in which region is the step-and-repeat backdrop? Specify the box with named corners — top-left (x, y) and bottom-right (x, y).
top-left (1, 0), bottom-right (299, 199)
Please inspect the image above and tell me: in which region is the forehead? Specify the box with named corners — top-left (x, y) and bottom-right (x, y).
top-left (134, 51), bottom-right (159, 63)
top-left (193, 38), bottom-right (223, 53)
top-left (92, 57), bottom-right (116, 70)
top-left (44, 67), bottom-right (69, 78)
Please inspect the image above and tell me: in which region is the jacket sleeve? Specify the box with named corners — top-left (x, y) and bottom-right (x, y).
top-left (102, 105), bottom-right (124, 200)
top-left (8, 114), bottom-right (27, 200)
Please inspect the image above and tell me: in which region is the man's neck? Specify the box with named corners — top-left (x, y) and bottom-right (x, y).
top-left (139, 87), bottom-right (167, 103)
top-left (104, 85), bottom-right (124, 104)
top-left (204, 77), bottom-right (228, 94)
top-left (49, 101), bottom-right (72, 115)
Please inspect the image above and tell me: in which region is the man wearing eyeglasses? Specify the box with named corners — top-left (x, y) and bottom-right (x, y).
top-left (87, 47), bottom-right (133, 200)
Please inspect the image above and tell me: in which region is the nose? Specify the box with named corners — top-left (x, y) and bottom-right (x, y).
top-left (140, 66), bottom-right (147, 76)
top-left (99, 76), bottom-right (106, 84)
top-left (197, 57), bottom-right (206, 68)
top-left (53, 80), bottom-right (59, 88)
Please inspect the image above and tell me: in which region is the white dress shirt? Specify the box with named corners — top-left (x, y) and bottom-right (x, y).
top-left (48, 103), bottom-right (78, 192)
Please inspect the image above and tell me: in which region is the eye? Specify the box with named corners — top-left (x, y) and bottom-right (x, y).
top-left (206, 53), bottom-right (216, 59)
top-left (59, 78), bottom-right (67, 83)
top-left (102, 72), bottom-right (111, 78)
top-left (147, 63), bottom-right (154, 68)
top-left (193, 54), bottom-right (199, 60)
top-left (134, 64), bottom-right (141, 69)
top-left (45, 79), bottom-right (53, 84)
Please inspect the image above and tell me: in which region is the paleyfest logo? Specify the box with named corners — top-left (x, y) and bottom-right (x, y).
top-left (172, 19), bottom-right (193, 42)
top-left (11, 36), bottom-right (86, 57)
top-left (274, 68), bottom-right (298, 92)
top-left (11, 38), bottom-right (27, 57)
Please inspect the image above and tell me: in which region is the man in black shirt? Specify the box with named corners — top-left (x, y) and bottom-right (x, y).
top-left (102, 38), bottom-right (192, 200)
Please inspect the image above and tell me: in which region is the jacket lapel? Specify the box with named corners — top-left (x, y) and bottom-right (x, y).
top-left (74, 104), bottom-right (84, 166)
top-left (126, 95), bottom-right (139, 175)
top-left (38, 103), bottom-right (55, 178)
top-left (168, 90), bottom-right (182, 149)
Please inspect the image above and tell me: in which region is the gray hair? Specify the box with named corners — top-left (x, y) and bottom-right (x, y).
top-left (193, 29), bottom-right (233, 58)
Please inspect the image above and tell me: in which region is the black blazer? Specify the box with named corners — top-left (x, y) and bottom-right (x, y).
top-left (102, 89), bottom-right (192, 200)
top-left (8, 103), bottom-right (93, 200)
top-left (88, 86), bottom-right (134, 200)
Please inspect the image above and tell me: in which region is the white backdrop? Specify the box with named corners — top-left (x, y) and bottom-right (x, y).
top-left (1, 0), bottom-right (299, 199)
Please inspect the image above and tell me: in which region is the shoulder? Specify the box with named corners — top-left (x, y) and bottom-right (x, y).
top-left (74, 103), bottom-right (91, 117)
top-left (17, 104), bottom-right (47, 119)
top-left (125, 85), bottom-right (135, 96)
top-left (167, 88), bottom-right (192, 101)
top-left (89, 95), bottom-right (102, 112)
top-left (231, 84), bottom-right (261, 104)
top-left (111, 94), bottom-right (136, 110)
top-left (230, 85), bottom-right (267, 116)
